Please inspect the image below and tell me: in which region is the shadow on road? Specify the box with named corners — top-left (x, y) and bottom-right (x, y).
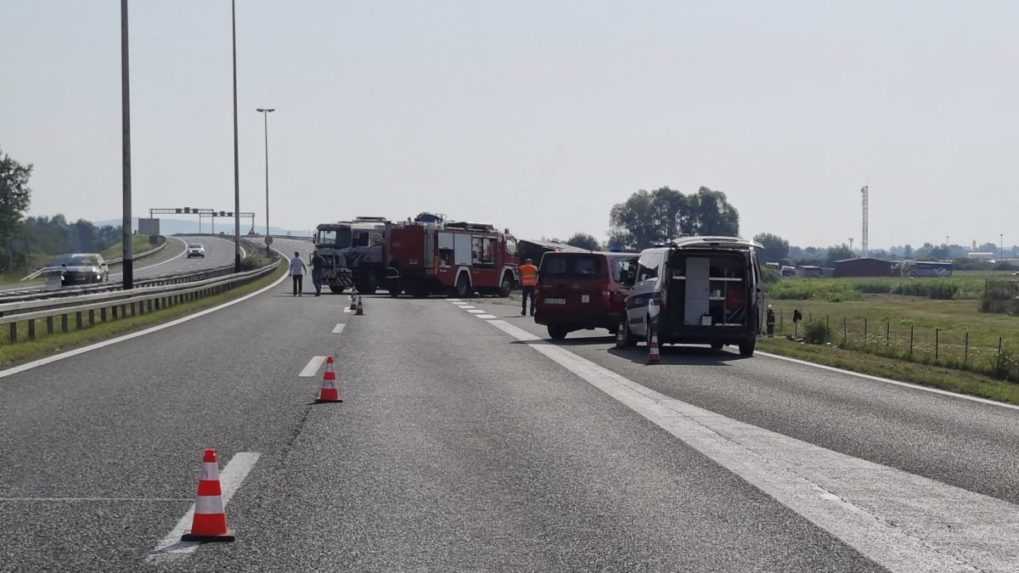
top-left (608, 345), bottom-right (747, 366)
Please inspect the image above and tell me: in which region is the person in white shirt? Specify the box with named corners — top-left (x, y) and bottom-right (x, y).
top-left (289, 252), bottom-right (308, 297)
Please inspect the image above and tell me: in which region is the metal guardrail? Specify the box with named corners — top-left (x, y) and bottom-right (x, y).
top-left (0, 260), bottom-right (282, 344)
top-left (19, 236), bottom-right (168, 282)
top-left (0, 263), bottom-right (237, 306)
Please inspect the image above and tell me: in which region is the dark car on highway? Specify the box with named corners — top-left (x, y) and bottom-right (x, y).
top-left (53, 253), bottom-right (110, 286)
top-left (534, 251), bottom-right (638, 340)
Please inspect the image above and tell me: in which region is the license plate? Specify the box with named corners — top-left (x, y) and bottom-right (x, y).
top-left (545, 298), bottom-right (566, 305)
top-left (581, 294), bottom-right (590, 303)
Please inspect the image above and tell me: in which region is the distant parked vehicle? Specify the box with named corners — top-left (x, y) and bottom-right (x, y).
top-left (534, 251), bottom-right (638, 340)
top-left (186, 243), bottom-right (206, 258)
top-left (616, 236), bottom-right (763, 357)
top-left (53, 253), bottom-right (109, 286)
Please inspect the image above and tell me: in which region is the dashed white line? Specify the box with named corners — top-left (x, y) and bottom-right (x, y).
top-left (466, 309), bottom-right (485, 314)
top-left (332, 323), bottom-right (345, 334)
top-left (299, 355), bottom-right (327, 377)
top-left (476, 314), bottom-right (497, 319)
top-left (485, 319), bottom-right (1019, 573)
top-left (145, 452), bottom-right (261, 563)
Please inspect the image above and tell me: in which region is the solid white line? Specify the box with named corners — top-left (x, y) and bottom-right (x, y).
top-left (332, 323), bottom-right (345, 335)
top-left (146, 452), bottom-right (260, 563)
top-left (476, 314), bottom-right (497, 319)
top-left (299, 356), bottom-right (327, 377)
top-left (757, 351), bottom-right (1019, 413)
top-left (0, 259), bottom-right (289, 380)
top-left (486, 319), bottom-right (1019, 573)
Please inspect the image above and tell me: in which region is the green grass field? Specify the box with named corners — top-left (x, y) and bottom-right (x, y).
top-left (100, 234), bottom-right (153, 259)
top-left (767, 270), bottom-right (1015, 302)
top-left (765, 272), bottom-right (1019, 381)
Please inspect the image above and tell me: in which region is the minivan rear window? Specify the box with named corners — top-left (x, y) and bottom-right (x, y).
top-left (540, 254), bottom-right (603, 278)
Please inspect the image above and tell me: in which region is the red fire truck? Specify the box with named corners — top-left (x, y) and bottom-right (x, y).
top-left (384, 218), bottom-right (520, 298)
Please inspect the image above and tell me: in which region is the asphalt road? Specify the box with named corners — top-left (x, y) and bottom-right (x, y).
top-left (0, 278), bottom-right (1016, 571)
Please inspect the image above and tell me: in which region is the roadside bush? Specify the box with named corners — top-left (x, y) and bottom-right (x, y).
top-left (892, 280), bottom-right (959, 300)
top-left (761, 267), bottom-right (781, 284)
top-left (980, 280), bottom-right (1019, 315)
top-left (802, 321), bottom-right (831, 344)
top-left (239, 253), bottom-right (274, 271)
top-left (767, 280), bottom-right (861, 302)
top-left (853, 281), bottom-right (892, 294)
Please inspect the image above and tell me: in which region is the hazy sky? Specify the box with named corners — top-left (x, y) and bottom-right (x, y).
top-left (3, 1), bottom-right (1018, 248)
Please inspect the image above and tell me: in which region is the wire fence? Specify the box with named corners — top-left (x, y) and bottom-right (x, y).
top-left (769, 310), bottom-right (1019, 383)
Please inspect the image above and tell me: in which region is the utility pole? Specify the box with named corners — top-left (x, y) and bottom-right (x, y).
top-left (231, 0), bottom-right (241, 271)
top-left (860, 185), bottom-right (869, 257)
top-left (256, 107), bottom-right (275, 256)
top-left (120, 0), bottom-right (133, 289)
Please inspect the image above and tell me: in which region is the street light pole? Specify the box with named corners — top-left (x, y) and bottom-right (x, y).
top-left (120, 0), bottom-right (133, 289)
top-left (256, 108), bottom-right (275, 256)
top-left (231, 0), bottom-right (241, 271)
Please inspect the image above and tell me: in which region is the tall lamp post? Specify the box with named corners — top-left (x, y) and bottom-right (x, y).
top-left (256, 108), bottom-right (275, 256)
top-left (120, 0), bottom-right (133, 289)
top-left (231, 0), bottom-right (241, 272)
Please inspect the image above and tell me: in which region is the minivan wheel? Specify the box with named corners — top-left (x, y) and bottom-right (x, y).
top-left (548, 324), bottom-right (568, 340)
top-left (615, 319), bottom-right (635, 349)
top-left (456, 274), bottom-right (472, 298)
top-left (739, 338), bottom-right (756, 357)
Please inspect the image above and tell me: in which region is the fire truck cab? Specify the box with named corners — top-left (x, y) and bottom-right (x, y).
top-left (385, 219), bottom-right (519, 298)
top-left (314, 217), bottom-right (389, 294)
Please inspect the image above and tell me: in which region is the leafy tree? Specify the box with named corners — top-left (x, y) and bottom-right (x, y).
top-left (753, 232), bottom-right (789, 263)
top-left (565, 232), bottom-right (601, 251)
top-left (826, 244), bottom-right (855, 265)
top-left (609, 185), bottom-right (740, 251)
top-left (0, 148), bottom-right (33, 270)
top-left (685, 187), bottom-right (739, 236)
top-left (903, 244), bottom-right (913, 259)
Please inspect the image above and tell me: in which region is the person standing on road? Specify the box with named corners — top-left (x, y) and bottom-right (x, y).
top-left (289, 252), bottom-right (307, 297)
top-left (519, 258), bottom-right (539, 316)
top-left (311, 250), bottom-right (326, 297)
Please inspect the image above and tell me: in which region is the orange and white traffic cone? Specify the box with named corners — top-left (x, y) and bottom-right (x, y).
top-left (317, 356), bottom-right (342, 403)
top-left (647, 331), bottom-right (661, 364)
top-left (355, 295), bottom-right (364, 316)
top-left (181, 448), bottom-right (235, 542)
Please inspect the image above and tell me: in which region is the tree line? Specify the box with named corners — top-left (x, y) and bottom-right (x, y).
top-left (0, 148), bottom-right (124, 272)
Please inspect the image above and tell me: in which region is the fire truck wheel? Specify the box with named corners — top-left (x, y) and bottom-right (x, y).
top-left (329, 285), bottom-right (345, 294)
top-left (498, 275), bottom-right (513, 298)
top-left (456, 274), bottom-right (473, 298)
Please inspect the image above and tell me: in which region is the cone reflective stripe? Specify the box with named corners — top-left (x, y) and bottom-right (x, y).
top-left (647, 331), bottom-right (661, 364)
top-left (181, 449), bottom-right (234, 542)
top-left (318, 356), bottom-right (342, 402)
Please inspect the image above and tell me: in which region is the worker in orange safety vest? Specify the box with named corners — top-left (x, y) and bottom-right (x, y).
top-left (519, 258), bottom-right (539, 316)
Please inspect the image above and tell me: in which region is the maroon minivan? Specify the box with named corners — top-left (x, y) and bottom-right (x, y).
top-left (534, 252), bottom-right (638, 340)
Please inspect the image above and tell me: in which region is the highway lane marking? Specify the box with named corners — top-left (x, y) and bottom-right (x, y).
top-left (332, 323), bottom-right (346, 334)
top-left (486, 319), bottom-right (1019, 573)
top-left (146, 452), bottom-right (260, 563)
top-left (476, 314), bottom-right (497, 319)
top-left (299, 356), bottom-right (327, 377)
top-left (343, 308), bottom-right (353, 314)
top-left (466, 309), bottom-right (485, 314)
top-left (757, 351), bottom-right (1019, 413)
top-left (0, 255), bottom-right (291, 380)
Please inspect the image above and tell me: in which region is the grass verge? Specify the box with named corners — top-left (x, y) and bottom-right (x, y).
top-left (758, 336), bottom-right (1019, 406)
top-left (0, 261), bottom-right (286, 370)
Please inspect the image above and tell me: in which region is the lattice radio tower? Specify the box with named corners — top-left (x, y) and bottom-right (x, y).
top-left (861, 185), bottom-right (869, 256)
